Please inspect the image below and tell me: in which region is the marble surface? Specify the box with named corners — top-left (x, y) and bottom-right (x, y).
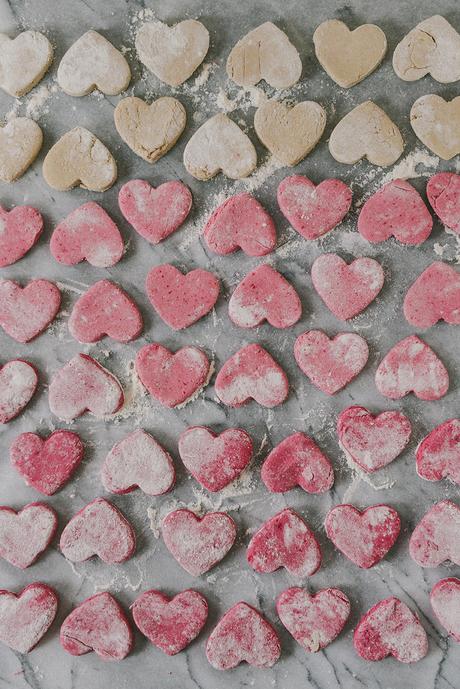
top-left (0, 0), bottom-right (459, 687)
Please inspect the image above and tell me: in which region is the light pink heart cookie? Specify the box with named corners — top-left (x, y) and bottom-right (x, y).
top-left (403, 262), bottom-right (460, 328)
top-left (427, 172), bottom-right (460, 235)
top-left (203, 192), bottom-right (276, 256)
top-left (0, 279), bottom-right (61, 342)
top-left (145, 264), bottom-right (219, 330)
top-left (0, 583), bottom-right (58, 653)
top-left (430, 577), bottom-right (460, 642)
top-left (294, 330), bottom-right (369, 395)
top-left (0, 204), bottom-right (43, 267)
top-left (50, 202), bottom-right (124, 267)
top-left (416, 419), bottom-right (460, 484)
top-left (162, 508), bottom-right (236, 576)
top-left (277, 175), bottom-right (352, 240)
top-left (409, 499), bottom-right (460, 567)
top-left (0, 503), bottom-right (57, 569)
top-left (60, 497), bottom-right (136, 564)
top-left (178, 426), bottom-right (253, 491)
top-left (229, 264), bottom-right (301, 328)
top-left (0, 360), bottom-right (38, 424)
top-left (118, 179), bottom-right (192, 244)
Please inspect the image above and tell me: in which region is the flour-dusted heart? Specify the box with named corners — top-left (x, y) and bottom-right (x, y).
top-left (410, 95), bottom-right (460, 160)
top-left (145, 264), bottom-right (220, 330)
top-left (416, 419), bottom-right (460, 484)
top-left (0, 360), bottom-right (38, 424)
top-left (57, 30), bottom-right (130, 96)
top-left (325, 504), bottom-right (401, 568)
top-left (375, 335), bottom-right (449, 401)
top-left (0, 503), bottom-right (57, 569)
top-left (403, 262), bottom-right (460, 328)
top-left (0, 31), bottom-right (53, 96)
top-left (162, 508), bottom-right (236, 576)
top-left (329, 101), bottom-right (404, 167)
top-left (427, 172), bottom-right (460, 235)
top-left (101, 429), bottom-right (175, 496)
top-left (132, 589), bottom-right (208, 655)
top-left (409, 500), bottom-right (460, 567)
top-left (0, 117), bottom-right (42, 182)
top-left (0, 583), bottom-right (58, 653)
top-left (0, 204), bottom-right (43, 267)
top-left (60, 592), bottom-right (132, 661)
top-left (0, 279), bottom-right (60, 342)
top-left (430, 577), bottom-right (460, 642)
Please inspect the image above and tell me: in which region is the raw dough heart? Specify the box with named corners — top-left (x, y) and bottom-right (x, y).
top-left (329, 101), bottom-right (404, 167)
top-left (0, 31), bottom-right (53, 96)
top-left (0, 204), bottom-right (43, 267)
top-left (403, 261), bottom-right (460, 328)
top-left (430, 577), bottom-right (460, 642)
top-left (0, 503), bottom-right (57, 568)
top-left (183, 113), bottom-right (257, 180)
top-left (410, 95), bottom-right (460, 159)
top-left (427, 172), bottom-right (460, 235)
top-left (409, 500), bottom-right (460, 567)
top-left (226, 22), bottom-right (301, 88)
top-left (313, 20), bottom-right (387, 88)
top-left (0, 360), bottom-right (37, 424)
top-left (0, 583), bottom-right (58, 653)
top-left (416, 419), bottom-right (460, 484)
top-left (0, 279), bottom-right (60, 342)
top-left (42, 127), bottom-right (117, 191)
top-left (0, 117), bottom-right (42, 182)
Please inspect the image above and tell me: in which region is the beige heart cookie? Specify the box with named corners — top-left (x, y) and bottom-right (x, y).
top-left (0, 31), bottom-right (53, 97)
top-left (0, 117), bottom-right (42, 182)
top-left (410, 95), bottom-right (460, 160)
top-left (313, 20), bottom-right (387, 88)
top-left (57, 30), bottom-right (131, 96)
top-left (114, 96), bottom-right (186, 164)
top-left (254, 100), bottom-right (326, 166)
top-left (393, 15), bottom-right (460, 83)
top-left (183, 113), bottom-right (256, 180)
top-left (42, 127), bottom-right (117, 192)
top-left (329, 101), bottom-right (404, 167)
top-left (135, 20), bottom-right (209, 87)
top-left (226, 22), bottom-right (302, 89)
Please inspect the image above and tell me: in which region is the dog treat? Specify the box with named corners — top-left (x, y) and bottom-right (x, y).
top-left (427, 172), bottom-right (460, 234)
top-left (416, 419), bottom-right (460, 484)
top-left (0, 360), bottom-right (38, 424)
top-left (410, 95), bottom-right (460, 159)
top-left (403, 261), bottom-right (460, 328)
top-left (0, 204), bottom-right (43, 267)
top-left (0, 503), bottom-right (57, 568)
top-left (0, 30), bottom-right (53, 96)
top-left (409, 499), bottom-right (460, 567)
top-left (0, 117), bottom-right (42, 182)
top-left (0, 583), bottom-right (58, 653)
top-left (430, 577), bottom-right (460, 642)
top-left (0, 279), bottom-right (60, 342)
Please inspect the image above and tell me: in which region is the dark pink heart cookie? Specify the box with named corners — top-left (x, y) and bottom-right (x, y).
top-left (409, 499), bottom-right (460, 567)
top-left (416, 419), bottom-right (460, 484)
top-left (0, 204), bottom-right (43, 267)
top-left (430, 577), bottom-right (460, 642)
top-left (0, 279), bottom-right (61, 343)
top-left (403, 261), bottom-right (460, 328)
top-left (0, 360), bottom-right (38, 424)
top-left (0, 583), bottom-right (58, 653)
top-left (0, 503), bottom-right (57, 569)
top-left (427, 172), bottom-right (460, 235)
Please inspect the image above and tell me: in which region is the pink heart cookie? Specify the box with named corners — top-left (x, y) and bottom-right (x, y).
top-left (162, 508), bottom-right (236, 576)
top-left (409, 499), bottom-right (460, 567)
top-left (132, 589), bottom-right (208, 655)
top-left (118, 179), bottom-right (192, 245)
top-left (0, 204), bottom-right (43, 267)
top-left (215, 343), bottom-right (288, 407)
top-left (277, 175), bottom-right (352, 240)
top-left (0, 583), bottom-right (58, 653)
top-left (145, 264), bottom-right (219, 330)
top-left (416, 419), bottom-right (460, 484)
top-left (261, 432), bottom-right (334, 494)
top-left (427, 172), bottom-right (460, 235)
top-left (228, 264), bottom-right (301, 328)
top-left (325, 504), bottom-right (401, 568)
top-left (50, 202), bottom-right (124, 267)
top-left (354, 597), bottom-right (428, 663)
top-left (203, 192), bottom-right (276, 256)
top-left (0, 503), bottom-right (57, 569)
top-left (0, 279), bottom-right (61, 342)
top-left (357, 179), bottom-right (433, 245)
top-left (178, 426), bottom-right (253, 492)
top-left (0, 360), bottom-right (38, 424)
top-left (247, 508), bottom-right (321, 577)
top-left (430, 577), bottom-right (460, 642)
top-left (60, 497), bottom-right (136, 564)
top-left (375, 335), bottom-right (449, 401)
top-left (294, 330), bottom-right (369, 395)
top-left (403, 262), bottom-right (460, 328)
top-left (101, 429), bottom-right (175, 496)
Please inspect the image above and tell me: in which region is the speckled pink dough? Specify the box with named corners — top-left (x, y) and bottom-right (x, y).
top-left (101, 429), bottom-right (175, 496)
top-left (354, 597), bottom-right (428, 663)
top-left (48, 354), bottom-right (124, 421)
top-left (50, 202), bottom-right (124, 267)
top-left (311, 254), bottom-right (384, 320)
top-left (375, 335), bottom-right (449, 401)
top-left (261, 432), bottom-right (334, 494)
top-left (416, 419), bottom-right (460, 484)
top-left (277, 175), bottom-right (352, 240)
top-left (60, 497), bottom-right (135, 564)
top-left (403, 261), bottom-right (460, 328)
top-left (0, 279), bottom-right (61, 343)
top-left (430, 577), bottom-right (460, 642)
top-left (337, 405), bottom-right (412, 473)
top-left (0, 503), bottom-right (57, 569)
top-left (357, 179), bottom-right (433, 245)
top-left (132, 589), bottom-right (208, 655)
top-left (135, 343), bottom-right (210, 408)
top-left (427, 172), bottom-right (460, 235)
top-left (325, 504), bottom-right (401, 568)
top-left (409, 500), bottom-right (460, 567)
top-left (247, 508), bottom-right (321, 578)
top-left (215, 343), bottom-right (288, 407)
top-left (60, 592), bottom-right (133, 661)
top-left (229, 264), bottom-right (301, 328)
top-left (0, 205), bottom-right (43, 267)
top-left (203, 192), bottom-right (276, 256)
top-left (178, 426), bottom-right (253, 491)
top-left (0, 584), bottom-right (58, 653)
top-left (294, 330), bottom-right (369, 395)
top-left (277, 587), bottom-right (350, 653)
top-left (145, 264), bottom-right (219, 330)
top-left (0, 360), bottom-right (38, 424)
top-left (206, 602), bottom-right (281, 670)
top-left (162, 508), bottom-right (236, 576)
top-left (118, 179), bottom-right (192, 245)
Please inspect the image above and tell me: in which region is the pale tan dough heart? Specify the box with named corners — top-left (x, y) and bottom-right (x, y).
top-left (0, 31), bottom-right (53, 97)
top-left (226, 22), bottom-right (302, 89)
top-left (135, 20), bottom-right (209, 87)
top-left (254, 100), bottom-right (326, 166)
top-left (313, 20), bottom-right (387, 88)
top-left (57, 30), bottom-right (131, 96)
top-left (183, 113), bottom-right (256, 180)
top-left (329, 101), bottom-right (404, 167)
top-left (42, 127), bottom-right (117, 192)
top-left (0, 117), bottom-right (42, 182)
top-left (393, 15), bottom-right (460, 83)
top-left (410, 95), bottom-right (460, 160)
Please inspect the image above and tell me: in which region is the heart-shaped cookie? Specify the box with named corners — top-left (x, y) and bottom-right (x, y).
top-left (0, 279), bottom-right (60, 343)
top-left (411, 95), bottom-right (460, 159)
top-left (0, 31), bottom-right (53, 96)
top-left (427, 172), bottom-right (460, 235)
top-left (409, 499), bottom-right (460, 567)
top-left (403, 261), bottom-right (460, 328)
top-left (0, 117), bottom-right (42, 182)
top-left (183, 113), bottom-right (257, 180)
top-left (42, 127), bottom-right (117, 191)
top-left (0, 584), bottom-right (58, 653)
top-left (0, 204), bottom-right (43, 267)
top-left (430, 577), bottom-right (460, 642)
top-left (0, 503), bottom-right (57, 568)
top-left (416, 419), bottom-right (460, 484)
top-left (0, 360), bottom-right (38, 424)
top-left (329, 101), bottom-right (404, 167)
